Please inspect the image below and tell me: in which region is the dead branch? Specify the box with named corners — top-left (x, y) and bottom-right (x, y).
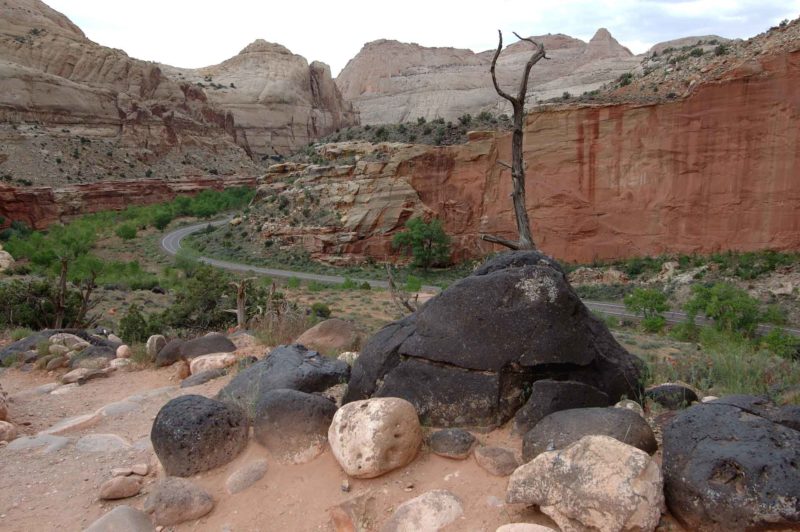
top-left (385, 264), bottom-right (419, 314)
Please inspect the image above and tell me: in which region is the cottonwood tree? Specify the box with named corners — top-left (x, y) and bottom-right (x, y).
top-left (481, 30), bottom-right (548, 251)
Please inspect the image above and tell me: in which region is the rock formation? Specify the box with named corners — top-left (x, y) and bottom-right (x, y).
top-left (247, 40), bottom-right (800, 263)
top-left (344, 251), bottom-right (644, 429)
top-left (0, 0), bottom-right (356, 187)
top-left (336, 29), bottom-right (639, 124)
top-left (162, 40), bottom-right (357, 157)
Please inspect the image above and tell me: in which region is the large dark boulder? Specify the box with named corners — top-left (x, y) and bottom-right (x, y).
top-left (217, 344), bottom-right (349, 416)
top-left (0, 329), bottom-right (118, 366)
top-left (522, 407), bottom-right (657, 462)
top-left (151, 395), bottom-right (248, 477)
top-left (663, 395), bottom-right (800, 530)
top-left (155, 334), bottom-right (237, 367)
top-left (344, 251), bottom-right (644, 428)
top-left (253, 389), bottom-right (337, 463)
top-left (513, 380), bottom-right (610, 435)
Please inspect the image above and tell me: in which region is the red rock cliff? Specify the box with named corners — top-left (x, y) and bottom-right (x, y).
top-left (410, 49), bottom-right (800, 262)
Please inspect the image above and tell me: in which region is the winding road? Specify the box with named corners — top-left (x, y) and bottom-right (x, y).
top-left (162, 220), bottom-right (800, 337)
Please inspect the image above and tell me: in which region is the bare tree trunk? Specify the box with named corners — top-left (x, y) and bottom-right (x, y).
top-left (385, 264), bottom-right (419, 314)
top-left (73, 272), bottom-right (98, 327)
top-left (53, 256), bottom-right (68, 329)
top-left (481, 30), bottom-right (547, 251)
top-left (228, 279), bottom-right (255, 329)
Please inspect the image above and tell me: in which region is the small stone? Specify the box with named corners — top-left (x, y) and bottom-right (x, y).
top-left (45, 355), bottom-right (66, 371)
top-left (61, 367), bottom-right (110, 384)
top-left (172, 360), bottom-right (190, 381)
top-left (108, 334), bottom-right (123, 343)
top-left (474, 446), bottom-right (519, 476)
top-left (700, 395), bottom-right (719, 403)
top-left (614, 399), bottom-right (645, 417)
top-left (341, 479), bottom-right (351, 493)
top-left (116, 345), bottom-right (132, 359)
top-left (85, 505), bottom-right (154, 532)
top-left (0, 421), bottom-right (17, 442)
top-left (49, 344), bottom-right (69, 356)
top-left (144, 477), bottom-right (214, 526)
top-left (112, 467), bottom-right (134, 477)
top-left (131, 463), bottom-right (149, 476)
top-left (99, 476), bottom-right (142, 500)
top-left (51, 383), bottom-right (80, 394)
top-left (496, 525), bottom-right (558, 532)
top-left (382, 490), bottom-right (463, 532)
top-left (428, 428), bottom-right (476, 459)
top-left (110, 358), bottom-right (133, 370)
top-left (43, 412), bottom-right (101, 435)
top-left (225, 459), bottom-right (268, 494)
top-left (646, 383), bottom-right (699, 409)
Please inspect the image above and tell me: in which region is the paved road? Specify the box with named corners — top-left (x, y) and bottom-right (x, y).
top-left (162, 220), bottom-right (800, 336)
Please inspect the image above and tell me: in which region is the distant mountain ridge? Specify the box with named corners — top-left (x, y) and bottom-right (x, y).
top-left (335, 28), bottom-right (639, 124)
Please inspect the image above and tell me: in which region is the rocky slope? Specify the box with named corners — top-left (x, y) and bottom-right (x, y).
top-left (0, 0), bottom-right (356, 187)
top-left (336, 29), bottom-right (640, 124)
top-left (242, 29), bottom-right (800, 263)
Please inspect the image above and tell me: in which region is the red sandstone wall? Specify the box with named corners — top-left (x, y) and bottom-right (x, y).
top-left (410, 50), bottom-right (800, 263)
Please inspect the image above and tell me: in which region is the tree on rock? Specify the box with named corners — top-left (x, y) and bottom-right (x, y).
top-left (481, 30), bottom-right (548, 251)
top-left (392, 217), bottom-right (451, 269)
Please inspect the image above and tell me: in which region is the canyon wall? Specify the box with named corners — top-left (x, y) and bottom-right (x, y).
top-left (336, 29), bottom-right (640, 124)
top-left (0, 176), bottom-right (257, 230)
top-left (256, 47), bottom-right (800, 263)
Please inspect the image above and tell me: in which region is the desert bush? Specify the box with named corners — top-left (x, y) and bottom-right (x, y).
top-left (311, 302), bottom-right (331, 318)
top-left (404, 275), bottom-right (423, 292)
top-left (760, 328), bottom-right (800, 359)
top-left (115, 223), bottom-right (137, 240)
top-left (307, 281), bottom-right (325, 292)
top-left (0, 278), bottom-right (82, 329)
top-left (286, 277), bottom-right (301, 289)
top-left (162, 265), bottom-right (234, 331)
top-left (642, 315), bottom-right (667, 333)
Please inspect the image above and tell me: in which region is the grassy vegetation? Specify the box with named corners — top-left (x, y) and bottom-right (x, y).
top-left (0, 187), bottom-right (255, 330)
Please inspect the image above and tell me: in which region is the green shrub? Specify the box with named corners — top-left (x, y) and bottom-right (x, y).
top-left (642, 315), bottom-right (667, 333)
top-left (339, 278), bottom-right (358, 290)
top-left (760, 328), bottom-right (800, 359)
top-left (404, 275), bottom-right (422, 292)
top-left (115, 223), bottom-right (137, 240)
top-left (10, 327), bottom-right (33, 342)
top-left (689, 47), bottom-right (704, 57)
top-left (359, 281), bottom-right (372, 290)
top-left (37, 339), bottom-right (50, 358)
top-left (162, 265), bottom-right (234, 331)
top-left (307, 281), bottom-right (325, 292)
top-left (624, 288), bottom-right (669, 318)
top-left (392, 217), bottom-right (451, 269)
top-left (311, 302), bottom-right (331, 318)
top-left (286, 277), bottom-right (301, 289)
top-left (684, 282), bottom-right (761, 336)
top-left (152, 210), bottom-right (173, 230)
top-left (119, 304), bottom-right (149, 344)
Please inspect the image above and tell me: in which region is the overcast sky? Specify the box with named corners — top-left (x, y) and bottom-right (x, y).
top-left (46, 0), bottom-right (799, 76)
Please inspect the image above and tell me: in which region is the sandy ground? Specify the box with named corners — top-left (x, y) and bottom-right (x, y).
top-left (0, 338), bottom-right (562, 532)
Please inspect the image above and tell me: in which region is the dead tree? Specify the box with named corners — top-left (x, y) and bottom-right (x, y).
top-left (385, 264), bottom-right (420, 315)
top-left (481, 30), bottom-right (547, 251)
top-left (227, 278), bottom-right (255, 328)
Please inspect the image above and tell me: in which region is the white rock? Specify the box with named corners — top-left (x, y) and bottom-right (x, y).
top-left (507, 435), bottom-right (664, 532)
top-left (99, 476), bottom-right (142, 499)
top-left (328, 397), bottom-right (422, 479)
top-left (49, 333), bottom-right (88, 350)
top-left (382, 489), bottom-right (463, 532)
top-left (189, 353), bottom-right (237, 375)
top-left (116, 345), bottom-right (132, 359)
top-left (49, 344), bottom-right (70, 356)
top-left (615, 399), bottom-right (645, 417)
top-left (108, 334), bottom-right (123, 343)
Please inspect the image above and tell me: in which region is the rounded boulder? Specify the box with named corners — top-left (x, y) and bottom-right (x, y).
top-left (328, 397), bottom-right (422, 478)
top-left (151, 395), bottom-right (248, 477)
top-left (253, 389), bottom-right (337, 464)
